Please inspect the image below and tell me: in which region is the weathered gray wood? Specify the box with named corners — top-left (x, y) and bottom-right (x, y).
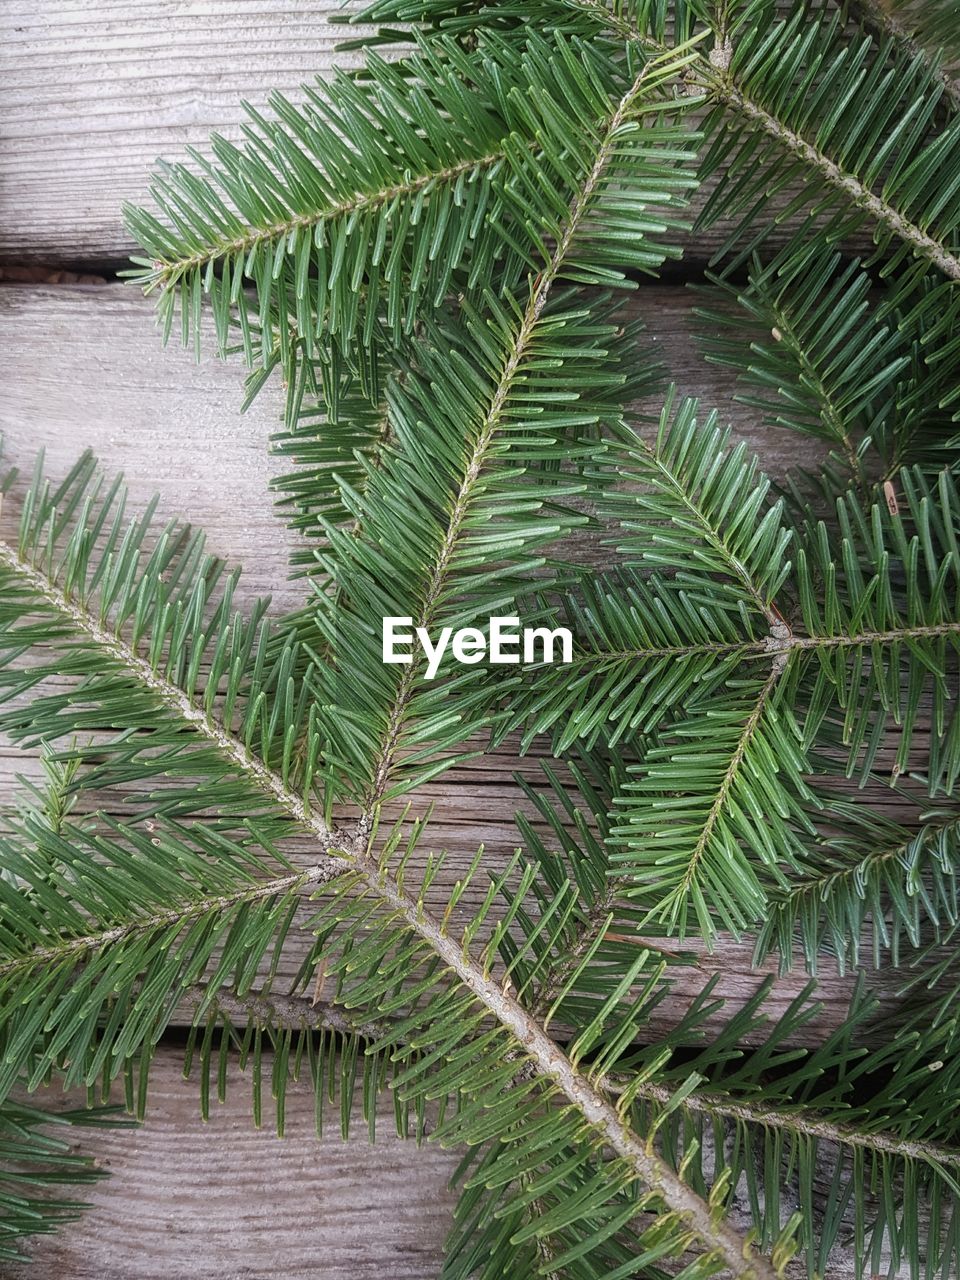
top-left (0, 280), bottom-right (298, 608)
top-left (6, 1049), bottom-right (461, 1279)
top-left (0, 1), bottom-right (366, 266)
top-left (0, 2), bottom-right (870, 269)
top-left (0, 282), bottom-right (921, 1279)
top-left (0, 279), bottom-right (902, 1048)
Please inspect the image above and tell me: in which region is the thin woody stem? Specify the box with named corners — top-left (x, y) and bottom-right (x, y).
top-left (142, 148), bottom-right (513, 292)
top-left (0, 553), bottom-right (777, 1277)
top-left (178, 985), bottom-right (389, 1041)
top-left (359, 60), bottom-right (662, 814)
top-left (622, 1079), bottom-right (960, 1169)
top-left (845, 0), bottom-right (960, 114)
top-left (563, 620), bottom-right (960, 670)
top-left (570, 0), bottom-right (960, 279)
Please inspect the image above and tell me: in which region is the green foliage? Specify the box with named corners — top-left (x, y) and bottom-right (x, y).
top-left (0, 1098), bottom-right (127, 1263)
top-left (124, 28), bottom-right (698, 402)
top-left (5, 0), bottom-right (960, 1275)
top-left (754, 802), bottom-right (960, 973)
top-left (847, 0), bottom-right (960, 88)
top-left (695, 5), bottom-right (960, 270)
top-left (695, 247), bottom-right (960, 491)
top-left (794, 466), bottom-right (960, 789)
top-left (600, 393), bottom-right (794, 605)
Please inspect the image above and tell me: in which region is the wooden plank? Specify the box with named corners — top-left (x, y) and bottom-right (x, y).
top-left (0, 278), bottom-right (794, 498)
top-left (0, 279), bottom-right (794, 603)
top-left (0, 2), bottom-right (867, 269)
top-left (0, 1), bottom-right (365, 266)
top-left (0, 280), bottom-right (298, 609)
top-left (0, 279), bottom-right (904, 1049)
top-left (4, 1047), bottom-right (894, 1280)
top-left (6, 1048), bottom-right (461, 1279)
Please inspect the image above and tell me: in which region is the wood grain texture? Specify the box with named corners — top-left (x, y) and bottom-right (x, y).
top-left (0, 279), bottom-right (901, 1045)
top-left (0, 1), bottom-right (870, 269)
top-left (0, 281), bottom-right (918, 1277)
top-left (2, 1047), bottom-right (897, 1280)
top-left (0, 280), bottom-right (297, 608)
top-left (0, 1), bottom-right (366, 266)
top-left (0, 277), bottom-right (794, 601)
top-left (5, 1050), bottom-right (462, 1280)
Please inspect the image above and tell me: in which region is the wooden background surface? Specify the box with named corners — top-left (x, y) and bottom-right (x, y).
top-left (0, 4), bottom-right (916, 1277)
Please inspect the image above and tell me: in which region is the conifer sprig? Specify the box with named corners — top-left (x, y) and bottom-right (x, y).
top-left (125, 29), bottom-right (699, 388)
top-left (346, 0), bottom-right (960, 276)
top-left (6, 0), bottom-right (960, 1272)
top-left (0, 458), bottom-right (786, 1280)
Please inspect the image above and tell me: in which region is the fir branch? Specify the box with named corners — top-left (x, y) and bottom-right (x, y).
top-left (654, 658), bottom-right (791, 928)
top-left (358, 57), bottom-right (672, 813)
top-left (146, 148), bottom-right (509, 296)
top-left (569, 0), bottom-right (960, 278)
top-left (368, 867), bottom-right (780, 1280)
top-left (725, 283), bottom-right (865, 486)
top-left (755, 810), bottom-right (960, 972)
top-left (786, 812), bottom-right (960, 923)
top-left (626, 1081), bottom-right (960, 1170)
top-left (714, 76), bottom-right (960, 280)
top-left (625, 447), bottom-right (785, 629)
top-left (0, 538), bottom-right (346, 847)
top-left (520, 882), bottom-right (689, 1025)
top-left (125, 30), bottom-right (697, 371)
top-left (0, 500), bottom-right (779, 1278)
top-left (846, 0), bottom-right (960, 111)
top-left (0, 866), bottom-right (340, 986)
